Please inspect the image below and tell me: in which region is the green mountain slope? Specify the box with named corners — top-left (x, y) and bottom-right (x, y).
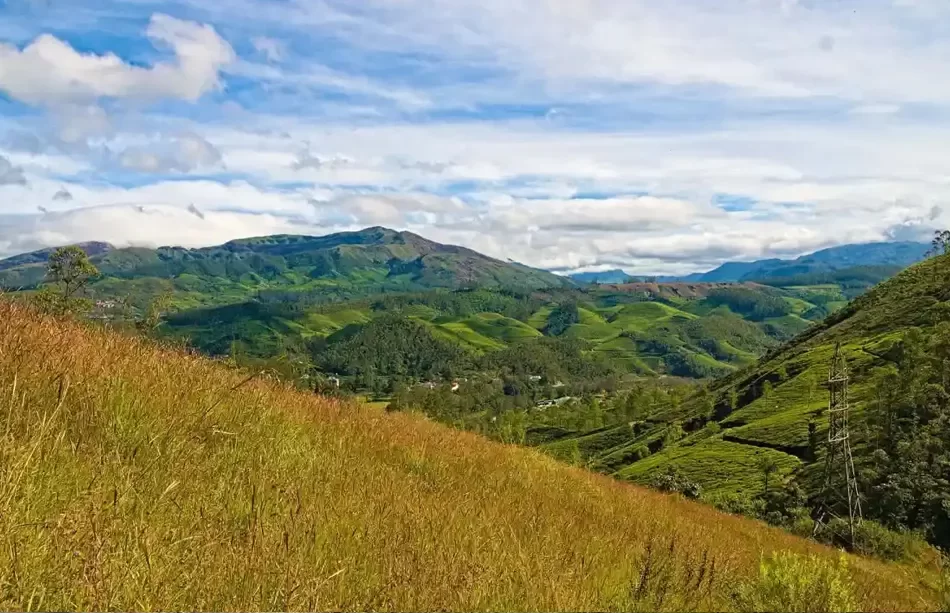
top-left (4, 232), bottom-right (918, 385)
top-left (559, 253), bottom-right (950, 548)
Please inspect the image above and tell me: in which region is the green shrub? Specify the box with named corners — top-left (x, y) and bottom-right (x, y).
top-left (813, 519), bottom-right (928, 563)
top-left (732, 551), bottom-right (856, 613)
top-left (852, 520), bottom-right (930, 563)
top-left (631, 444), bottom-right (651, 461)
top-left (705, 491), bottom-right (764, 518)
top-left (650, 466), bottom-right (702, 499)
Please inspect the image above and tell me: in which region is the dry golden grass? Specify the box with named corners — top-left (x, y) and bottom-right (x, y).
top-left (0, 300), bottom-right (939, 611)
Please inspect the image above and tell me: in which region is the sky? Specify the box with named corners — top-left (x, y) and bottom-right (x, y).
top-left (1, 0), bottom-right (949, 275)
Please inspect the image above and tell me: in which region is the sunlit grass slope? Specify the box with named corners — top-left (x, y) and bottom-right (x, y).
top-left (0, 300), bottom-right (937, 611)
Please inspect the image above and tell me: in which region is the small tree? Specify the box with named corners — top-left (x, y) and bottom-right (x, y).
top-left (43, 246), bottom-right (99, 315)
top-left (930, 230), bottom-right (950, 257)
top-left (650, 466), bottom-right (702, 499)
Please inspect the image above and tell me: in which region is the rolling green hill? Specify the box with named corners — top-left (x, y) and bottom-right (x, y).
top-left (3, 231), bottom-right (911, 384)
top-left (158, 280), bottom-right (829, 382)
top-left (7, 228), bottom-right (916, 378)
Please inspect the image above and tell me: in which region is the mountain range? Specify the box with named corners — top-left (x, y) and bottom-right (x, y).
top-left (569, 241), bottom-right (930, 285)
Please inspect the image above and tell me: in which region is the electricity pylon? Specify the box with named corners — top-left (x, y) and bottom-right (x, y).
top-left (811, 343), bottom-right (862, 545)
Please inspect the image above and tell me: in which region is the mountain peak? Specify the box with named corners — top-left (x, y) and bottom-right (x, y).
top-left (353, 226), bottom-right (401, 240)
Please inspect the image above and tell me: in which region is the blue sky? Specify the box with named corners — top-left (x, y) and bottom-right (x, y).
top-left (1, 0), bottom-right (950, 274)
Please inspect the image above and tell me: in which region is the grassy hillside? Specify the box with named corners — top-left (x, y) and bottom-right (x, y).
top-left (0, 300), bottom-right (940, 611)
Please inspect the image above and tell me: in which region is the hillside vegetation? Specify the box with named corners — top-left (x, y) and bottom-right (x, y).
top-left (0, 300), bottom-right (939, 611)
top-left (670, 241), bottom-right (928, 285)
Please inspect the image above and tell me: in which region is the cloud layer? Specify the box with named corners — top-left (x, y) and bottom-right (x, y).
top-left (1, 0), bottom-right (949, 274)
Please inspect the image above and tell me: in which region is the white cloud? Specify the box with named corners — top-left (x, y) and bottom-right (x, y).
top-left (228, 60), bottom-right (431, 110)
top-left (3, 1), bottom-right (950, 275)
top-left (292, 150), bottom-right (354, 171)
top-left (0, 14), bottom-right (235, 105)
top-left (851, 104), bottom-right (902, 116)
top-left (55, 105), bottom-right (112, 144)
top-left (208, 0), bottom-right (950, 105)
top-left (486, 196), bottom-right (710, 233)
top-left (2, 165), bottom-right (943, 275)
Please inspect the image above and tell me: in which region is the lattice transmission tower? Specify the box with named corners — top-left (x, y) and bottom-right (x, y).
top-left (811, 342), bottom-right (862, 545)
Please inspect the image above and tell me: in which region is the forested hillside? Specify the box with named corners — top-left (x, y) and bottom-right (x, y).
top-left (669, 241), bottom-right (928, 284)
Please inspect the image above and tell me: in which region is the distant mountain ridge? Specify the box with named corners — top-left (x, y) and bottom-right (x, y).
top-left (663, 241), bottom-right (929, 283)
top-left (0, 227), bottom-right (572, 305)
